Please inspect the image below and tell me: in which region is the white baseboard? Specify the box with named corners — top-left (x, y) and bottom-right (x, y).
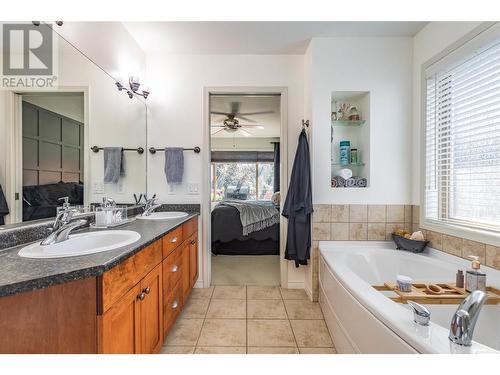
top-left (194, 279), bottom-right (204, 288)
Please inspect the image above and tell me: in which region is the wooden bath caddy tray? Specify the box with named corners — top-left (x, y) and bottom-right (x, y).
top-left (372, 282), bottom-right (500, 305)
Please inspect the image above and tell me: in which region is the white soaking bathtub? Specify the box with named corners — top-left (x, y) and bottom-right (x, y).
top-left (318, 241), bottom-right (500, 354)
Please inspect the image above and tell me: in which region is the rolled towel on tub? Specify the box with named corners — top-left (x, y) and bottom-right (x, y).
top-left (165, 147), bottom-right (184, 185)
top-left (332, 176), bottom-right (346, 187)
top-left (104, 147), bottom-right (124, 184)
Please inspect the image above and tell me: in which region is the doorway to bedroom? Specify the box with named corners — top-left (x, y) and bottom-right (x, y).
top-left (209, 93), bottom-right (282, 286)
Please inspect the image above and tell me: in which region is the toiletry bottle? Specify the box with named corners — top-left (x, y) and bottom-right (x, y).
top-left (456, 269), bottom-right (464, 288)
top-left (340, 141), bottom-right (350, 166)
top-left (465, 256), bottom-right (486, 292)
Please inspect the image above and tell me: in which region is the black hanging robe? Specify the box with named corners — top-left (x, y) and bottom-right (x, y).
top-left (281, 129), bottom-right (313, 267)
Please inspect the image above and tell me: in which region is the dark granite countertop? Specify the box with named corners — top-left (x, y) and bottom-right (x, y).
top-left (0, 211), bottom-right (199, 298)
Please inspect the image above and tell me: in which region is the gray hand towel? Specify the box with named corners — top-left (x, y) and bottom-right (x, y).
top-left (165, 147), bottom-right (184, 185)
top-left (104, 147), bottom-right (124, 184)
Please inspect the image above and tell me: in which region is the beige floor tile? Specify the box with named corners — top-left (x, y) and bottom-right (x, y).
top-left (284, 300), bottom-right (323, 319)
top-left (299, 347), bottom-right (336, 354)
top-left (206, 299), bottom-right (246, 319)
top-left (197, 319), bottom-right (246, 347)
top-left (195, 346), bottom-right (246, 354)
top-left (181, 297), bottom-right (210, 319)
top-left (291, 320), bottom-right (333, 348)
top-left (247, 286), bottom-right (281, 300)
top-left (247, 299), bottom-right (287, 319)
top-left (212, 285), bottom-right (247, 299)
top-left (165, 318), bottom-right (204, 346)
top-left (190, 287), bottom-right (214, 299)
top-left (160, 346), bottom-right (195, 354)
top-left (247, 320), bottom-right (296, 347)
top-left (248, 347), bottom-right (299, 354)
top-left (280, 288), bottom-right (308, 300)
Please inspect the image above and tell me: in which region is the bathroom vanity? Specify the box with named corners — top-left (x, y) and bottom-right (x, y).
top-left (0, 214), bottom-right (199, 354)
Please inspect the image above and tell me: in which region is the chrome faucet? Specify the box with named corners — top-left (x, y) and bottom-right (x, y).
top-left (449, 290), bottom-right (487, 346)
top-left (41, 206), bottom-right (87, 246)
top-left (142, 195), bottom-right (160, 216)
top-left (407, 300), bottom-right (431, 326)
top-left (101, 196), bottom-right (116, 208)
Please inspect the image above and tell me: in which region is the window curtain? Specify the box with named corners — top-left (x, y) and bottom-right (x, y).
top-left (273, 142), bottom-right (280, 193)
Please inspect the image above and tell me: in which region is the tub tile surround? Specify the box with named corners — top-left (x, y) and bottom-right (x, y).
top-left (312, 204), bottom-right (500, 271)
top-left (411, 205), bottom-right (500, 271)
top-left (310, 203), bottom-right (500, 301)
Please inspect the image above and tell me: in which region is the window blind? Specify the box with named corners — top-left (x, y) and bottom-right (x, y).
top-left (425, 32), bottom-right (500, 231)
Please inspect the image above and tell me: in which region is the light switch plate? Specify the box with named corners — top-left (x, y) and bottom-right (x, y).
top-left (187, 183), bottom-right (199, 195)
top-left (93, 182), bottom-right (104, 194)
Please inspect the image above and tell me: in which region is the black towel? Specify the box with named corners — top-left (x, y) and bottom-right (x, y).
top-left (281, 129), bottom-right (313, 267)
top-left (0, 184), bottom-right (9, 225)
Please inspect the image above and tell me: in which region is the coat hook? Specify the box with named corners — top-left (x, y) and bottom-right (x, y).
top-left (302, 119), bottom-right (310, 128)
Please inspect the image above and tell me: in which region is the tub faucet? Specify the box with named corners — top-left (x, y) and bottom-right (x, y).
top-left (448, 290), bottom-right (487, 346)
top-left (407, 300), bottom-right (430, 326)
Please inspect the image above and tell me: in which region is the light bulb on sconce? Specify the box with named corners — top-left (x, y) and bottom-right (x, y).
top-left (115, 76), bottom-right (150, 100)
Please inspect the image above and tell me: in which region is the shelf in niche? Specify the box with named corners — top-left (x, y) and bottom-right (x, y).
top-left (331, 120), bottom-right (366, 127)
top-left (331, 162), bottom-right (366, 167)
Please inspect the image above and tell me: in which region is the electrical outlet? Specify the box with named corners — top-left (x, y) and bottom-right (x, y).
top-left (93, 182), bottom-right (104, 194)
top-left (187, 183), bottom-right (199, 195)
top-left (117, 182), bottom-right (125, 194)
top-left (167, 184), bottom-right (176, 195)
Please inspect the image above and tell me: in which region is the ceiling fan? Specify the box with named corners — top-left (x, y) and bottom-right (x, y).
top-left (210, 101), bottom-right (274, 136)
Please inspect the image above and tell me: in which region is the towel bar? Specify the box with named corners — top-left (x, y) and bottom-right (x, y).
top-left (91, 146), bottom-right (144, 154)
top-left (148, 147), bottom-right (201, 154)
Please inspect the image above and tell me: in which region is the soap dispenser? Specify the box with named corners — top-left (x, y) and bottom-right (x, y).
top-left (465, 255), bottom-right (486, 292)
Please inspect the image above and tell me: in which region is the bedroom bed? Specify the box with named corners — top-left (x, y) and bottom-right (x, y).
top-left (211, 200), bottom-right (280, 256)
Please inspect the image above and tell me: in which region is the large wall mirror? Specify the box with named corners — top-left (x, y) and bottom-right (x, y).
top-left (0, 22), bottom-right (147, 225)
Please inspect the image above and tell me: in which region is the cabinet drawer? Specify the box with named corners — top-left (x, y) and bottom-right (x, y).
top-left (162, 246), bottom-right (182, 296)
top-left (162, 226), bottom-right (183, 258)
top-left (163, 281), bottom-right (183, 338)
top-left (183, 217), bottom-right (197, 237)
top-left (101, 240), bottom-right (162, 313)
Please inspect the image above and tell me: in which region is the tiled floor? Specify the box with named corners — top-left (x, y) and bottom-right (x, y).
top-left (211, 255), bottom-right (281, 286)
top-left (161, 286), bottom-right (336, 354)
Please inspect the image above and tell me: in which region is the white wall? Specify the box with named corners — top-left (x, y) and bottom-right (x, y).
top-left (309, 37), bottom-right (413, 205)
top-left (411, 22), bottom-right (483, 204)
top-left (23, 94), bottom-right (84, 123)
top-left (146, 53), bottom-right (306, 286)
top-left (211, 137), bottom-right (278, 151)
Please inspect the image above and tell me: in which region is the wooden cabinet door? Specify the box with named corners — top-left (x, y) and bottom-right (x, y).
top-left (189, 235), bottom-right (198, 288)
top-left (181, 241), bottom-right (191, 300)
top-left (101, 284), bottom-right (141, 354)
top-left (139, 263), bottom-right (163, 354)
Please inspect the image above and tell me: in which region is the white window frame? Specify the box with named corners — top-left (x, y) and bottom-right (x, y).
top-left (420, 22), bottom-right (500, 246)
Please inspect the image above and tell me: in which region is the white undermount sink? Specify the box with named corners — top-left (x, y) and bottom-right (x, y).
top-left (18, 230), bottom-right (141, 259)
top-left (137, 211), bottom-right (189, 220)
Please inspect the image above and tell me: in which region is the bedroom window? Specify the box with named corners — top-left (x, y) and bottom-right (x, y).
top-left (211, 162), bottom-right (274, 202)
top-left (423, 26), bottom-right (500, 235)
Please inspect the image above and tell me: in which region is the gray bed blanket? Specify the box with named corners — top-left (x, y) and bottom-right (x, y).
top-left (219, 200), bottom-right (280, 236)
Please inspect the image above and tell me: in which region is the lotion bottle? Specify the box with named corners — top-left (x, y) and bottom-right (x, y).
top-left (465, 255), bottom-right (486, 292)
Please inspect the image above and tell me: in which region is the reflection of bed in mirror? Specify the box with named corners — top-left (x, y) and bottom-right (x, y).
top-left (211, 201), bottom-right (279, 256)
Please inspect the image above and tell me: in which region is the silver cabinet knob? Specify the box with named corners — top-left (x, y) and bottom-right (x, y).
top-left (143, 287), bottom-right (151, 295)
top-left (138, 292), bottom-right (145, 301)
top-left (171, 265), bottom-right (178, 273)
top-left (171, 300), bottom-right (179, 309)
top-left (171, 237), bottom-right (178, 243)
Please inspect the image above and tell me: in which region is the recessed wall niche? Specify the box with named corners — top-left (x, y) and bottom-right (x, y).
top-left (330, 91), bottom-right (370, 188)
